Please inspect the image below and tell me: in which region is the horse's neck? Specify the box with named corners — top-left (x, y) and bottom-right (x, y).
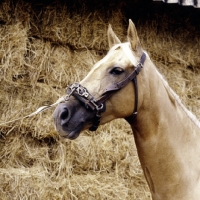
top-left (130, 60), bottom-right (200, 200)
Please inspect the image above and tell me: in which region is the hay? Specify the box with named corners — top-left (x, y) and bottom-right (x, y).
top-left (0, 0), bottom-right (199, 199)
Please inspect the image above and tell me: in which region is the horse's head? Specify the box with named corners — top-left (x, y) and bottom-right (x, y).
top-left (53, 20), bottom-right (146, 139)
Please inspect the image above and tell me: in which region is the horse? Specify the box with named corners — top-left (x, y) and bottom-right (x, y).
top-left (53, 19), bottom-right (200, 200)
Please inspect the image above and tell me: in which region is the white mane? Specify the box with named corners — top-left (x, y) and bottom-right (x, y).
top-left (117, 43), bottom-right (200, 129)
top-left (98, 42), bottom-right (138, 67)
top-left (121, 42), bottom-right (200, 130)
top-left (155, 66), bottom-right (200, 129)
top-left (82, 43), bottom-right (138, 82)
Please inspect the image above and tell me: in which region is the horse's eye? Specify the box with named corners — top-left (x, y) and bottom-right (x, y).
top-left (110, 67), bottom-right (124, 75)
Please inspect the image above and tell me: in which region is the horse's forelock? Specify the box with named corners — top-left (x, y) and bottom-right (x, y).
top-left (81, 42), bottom-right (142, 83)
top-left (98, 42), bottom-right (139, 68)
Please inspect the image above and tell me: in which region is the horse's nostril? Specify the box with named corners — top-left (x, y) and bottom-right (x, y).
top-left (60, 109), bottom-right (68, 121)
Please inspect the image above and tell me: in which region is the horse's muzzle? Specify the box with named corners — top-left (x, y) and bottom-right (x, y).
top-left (53, 100), bottom-right (94, 139)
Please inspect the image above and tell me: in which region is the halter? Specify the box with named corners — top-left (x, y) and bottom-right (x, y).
top-left (64, 50), bottom-right (146, 131)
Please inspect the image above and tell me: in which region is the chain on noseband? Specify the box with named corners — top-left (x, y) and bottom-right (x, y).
top-left (64, 52), bottom-right (146, 131)
top-left (65, 83), bottom-right (105, 131)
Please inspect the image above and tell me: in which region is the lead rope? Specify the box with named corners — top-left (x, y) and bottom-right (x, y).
top-left (0, 96), bottom-right (65, 126)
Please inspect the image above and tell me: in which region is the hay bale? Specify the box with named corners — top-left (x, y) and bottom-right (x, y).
top-left (0, 0), bottom-right (199, 199)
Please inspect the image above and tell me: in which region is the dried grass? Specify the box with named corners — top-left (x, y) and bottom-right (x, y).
top-left (0, 0), bottom-right (199, 199)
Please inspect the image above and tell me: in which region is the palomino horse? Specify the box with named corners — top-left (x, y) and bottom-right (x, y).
top-left (53, 20), bottom-right (200, 200)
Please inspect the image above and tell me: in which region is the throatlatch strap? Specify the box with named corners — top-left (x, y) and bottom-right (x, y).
top-left (132, 76), bottom-right (138, 117)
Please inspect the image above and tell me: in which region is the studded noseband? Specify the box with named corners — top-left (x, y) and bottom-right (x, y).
top-left (64, 52), bottom-right (146, 131)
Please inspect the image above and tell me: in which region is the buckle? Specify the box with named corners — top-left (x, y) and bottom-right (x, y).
top-left (132, 112), bottom-right (138, 118)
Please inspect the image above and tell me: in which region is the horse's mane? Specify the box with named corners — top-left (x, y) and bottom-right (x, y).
top-left (120, 42), bottom-right (200, 129)
top-left (155, 66), bottom-right (200, 129)
top-left (121, 42), bottom-right (200, 130)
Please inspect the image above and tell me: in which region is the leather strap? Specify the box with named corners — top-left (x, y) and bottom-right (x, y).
top-left (96, 52), bottom-right (146, 105)
top-left (106, 53), bottom-right (145, 92)
top-left (132, 76), bottom-right (138, 117)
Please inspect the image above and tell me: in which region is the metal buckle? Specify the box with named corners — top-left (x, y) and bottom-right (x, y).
top-left (132, 112), bottom-right (138, 118)
top-left (90, 100), bottom-right (104, 111)
top-left (138, 62), bottom-right (143, 68)
top-left (65, 83), bottom-right (77, 101)
top-left (76, 86), bottom-right (89, 98)
top-left (64, 83), bottom-right (104, 112)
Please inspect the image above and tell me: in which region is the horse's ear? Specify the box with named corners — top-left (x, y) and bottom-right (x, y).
top-left (107, 24), bottom-right (121, 48)
top-left (127, 19), bottom-right (142, 53)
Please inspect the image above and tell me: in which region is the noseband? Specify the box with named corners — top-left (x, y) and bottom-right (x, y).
top-left (64, 52), bottom-right (146, 131)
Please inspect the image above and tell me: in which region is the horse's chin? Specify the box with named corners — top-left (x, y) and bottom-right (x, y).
top-left (57, 123), bottom-right (85, 140)
top-left (66, 130), bottom-right (81, 140)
